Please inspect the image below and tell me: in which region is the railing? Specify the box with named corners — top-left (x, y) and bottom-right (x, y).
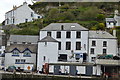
top-left (96, 59), bottom-right (120, 65)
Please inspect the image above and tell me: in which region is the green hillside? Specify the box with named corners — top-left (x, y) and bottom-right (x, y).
top-left (5, 2), bottom-right (119, 35)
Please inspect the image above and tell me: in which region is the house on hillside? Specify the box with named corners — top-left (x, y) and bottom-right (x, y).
top-left (4, 35), bottom-right (39, 70)
top-left (5, 2), bottom-right (42, 25)
top-left (106, 10), bottom-right (120, 28)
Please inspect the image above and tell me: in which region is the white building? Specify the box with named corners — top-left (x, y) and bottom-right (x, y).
top-left (37, 23), bottom-right (89, 71)
top-left (5, 35), bottom-right (39, 69)
top-left (88, 31), bottom-right (117, 62)
top-left (37, 36), bottom-right (59, 71)
top-left (0, 30), bottom-right (6, 69)
top-left (5, 2), bottom-right (42, 25)
top-left (37, 23), bottom-right (118, 76)
top-left (5, 44), bottom-right (37, 69)
top-left (106, 10), bottom-right (120, 28)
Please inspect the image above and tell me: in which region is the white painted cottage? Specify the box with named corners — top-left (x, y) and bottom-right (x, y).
top-left (88, 31), bottom-right (117, 62)
top-left (5, 35), bottom-right (39, 70)
top-left (106, 10), bottom-right (120, 28)
top-left (5, 2), bottom-right (41, 25)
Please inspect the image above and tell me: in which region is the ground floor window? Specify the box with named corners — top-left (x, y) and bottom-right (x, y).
top-left (58, 54), bottom-right (67, 62)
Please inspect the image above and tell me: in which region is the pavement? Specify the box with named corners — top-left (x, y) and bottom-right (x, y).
top-left (0, 70), bottom-right (95, 79)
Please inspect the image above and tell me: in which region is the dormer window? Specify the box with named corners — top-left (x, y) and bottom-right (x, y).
top-left (31, 12), bottom-right (33, 17)
top-left (12, 49), bottom-right (19, 57)
top-left (23, 49), bottom-right (31, 57)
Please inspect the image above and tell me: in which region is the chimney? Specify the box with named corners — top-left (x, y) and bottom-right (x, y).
top-left (23, 2), bottom-right (27, 5)
top-left (13, 5), bottom-right (17, 9)
top-left (61, 25), bottom-right (64, 30)
top-left (113, 29), bottom-right (116, 37)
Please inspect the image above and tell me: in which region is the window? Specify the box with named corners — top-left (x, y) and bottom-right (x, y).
top-left (103, 49), bottom-right (107, 54)
top-left (76, 31), bottom-right (81, 38)
top-left (66, 31), bottom-right (71, 38)
top-left (15, 59), bottom-right (25, 64)
top-left (31, 12), bottom-right (33, 17)
top-left (16, 59), bottom-right (20, 63)
top-left (76, 42), bottom-right (81, 50)
top-left (12, 50), bottom-right (19, 55)
top-left (66, 42), bottom-right (71, 50)
top-left (7, 18), bottom-right (9, 24)
top-left (25, 19), bottom-right (28, 23)
top-left (75, 54), bottom-right (80, 60)
top-left (13, 42), bottom-right (17, 44)
top-left (56, 32), bottom-right (61, 38)
top-left (47, 32), bottom-right (51, 36)
top-left (43, 56), bottom-right (46, 62)
top-left (114, 22), bottom-right (116, 25)
top-left (23, 50), bottom-right (31, 57)
top-left (21, 59), bottom-right (26, 63)
top-left (13, 18), bottom-right (14, 23)
top-left (38, 16), bottom-right (40, 18)
top-left (58, 54), bottom-right (67, 62)
top-left (58, 42), bottom-right (61, 50)
top-left (103, 41), bottom-right (107, 47)
top-left (28, 42), bottom-right (31, 44)
top-left (91, 57), bottom-right (96, 61)
top-left (90, 48), bottom-right (94, 54)
top-left (22, 42), bottom-right (26, 44)
top-left (92, 41), bottom-right (96, 46)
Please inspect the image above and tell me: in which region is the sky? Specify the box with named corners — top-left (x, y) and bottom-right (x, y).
top-left (0, 0), bottom-right (119, 23)
top-left (0, 0), bottom-right (33, 23)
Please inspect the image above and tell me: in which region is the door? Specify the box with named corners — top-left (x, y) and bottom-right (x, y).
top-left (86, 66), bottom-right (93, 76)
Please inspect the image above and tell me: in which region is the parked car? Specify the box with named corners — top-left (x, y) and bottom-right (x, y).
top-left (8, 66), bottom-right (16, 72)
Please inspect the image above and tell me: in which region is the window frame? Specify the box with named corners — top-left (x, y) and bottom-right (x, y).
top-left (90, 48), bottom-right (95, 54)
top-left (66, 31), bottom-right (71, 38)
top-left (76, 31), bottom-right (81, 38)
top-left (76, 42), bottom-right (81, 50)
top-left (56, 31), bottom-right (61, 38)
top-left (58, 42), bottom-right (61, 50)
top-left (92, 41), bottom-right (96, 46)
top-left (47, 31), bottom-right (51, 36)
top-left (103, 41), bottom-right (107, 47)
top-left (103, 49), bottom-right (107, 54)
top-left (66, 42), bottom-right (71, 50)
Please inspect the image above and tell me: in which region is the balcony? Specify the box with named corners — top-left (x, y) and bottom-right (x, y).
top-left (96, 59), bottom-right (120, 65)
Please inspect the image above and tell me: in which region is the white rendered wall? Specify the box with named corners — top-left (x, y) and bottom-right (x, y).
top-left (40, 30), bottom-right (88, 62)
top-left (4, 53), bottom-right (36, 69)
top-left (37, 42), bottom-right (58, 71)
top-left (76, 66), bottom-right (86, 74)
top-left (89, 39), bottom-right (117, 62)
top-left (106, 22), bottom-right (114, 28)
top-left (5, 3), bottom-right (41, 25)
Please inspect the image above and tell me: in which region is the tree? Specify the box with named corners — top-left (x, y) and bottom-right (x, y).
top-left (96, 14), bottom-right (105, 21)
top-left (78, 7), bottom-right (100, 20)
top-left (95, 23), bottom-right (105, 30)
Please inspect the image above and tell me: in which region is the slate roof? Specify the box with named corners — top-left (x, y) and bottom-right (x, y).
top-left (89, 31), bottom-right (117, 39)
top-left (5, 44), bottom-right (37, 53)
top-left (106, 18), bottom-right (116, 22)
top-left (39, 36), bottom-right (59, 42)
top-left (41, 23), bottom-right (88, 31)
top-left (6, 2), bottom-right (27, 14)
top-left (9, 35), bottom-right (39, 43)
